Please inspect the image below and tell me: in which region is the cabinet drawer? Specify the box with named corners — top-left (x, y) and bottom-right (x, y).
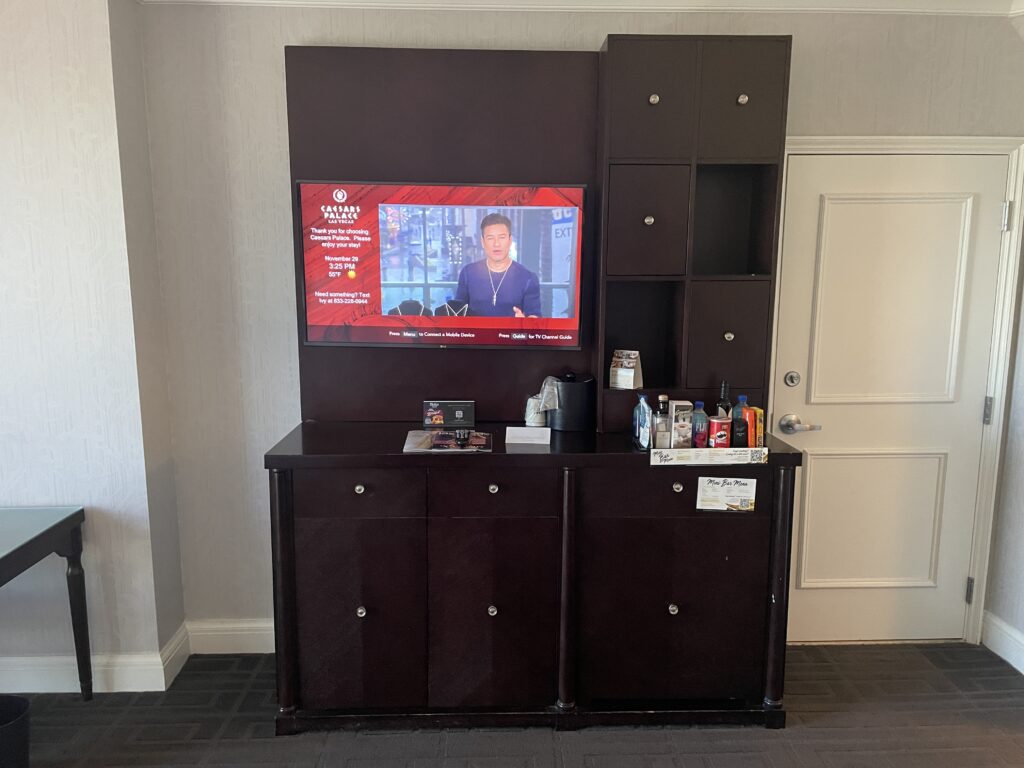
top-left (685, 280), bottom-right (770, 390)
top-left (697, 39), bottom-right (789, 161)
top-left (606, 37), bottom-right (698, 159)
top-left (579, 515), bottom-right (770, 703)
top-left (294, 517), bottom-right (427, 710)
top-left (579, 466), bottom-right (771, 519)
top-left (293, 468), bottom-right (425, 518)
top-left (428, 468), bottom-right (560, 518)
top-left (606, 164), bottom-right (690, 276)
top-left (428, 517), bottom-right (560, 708)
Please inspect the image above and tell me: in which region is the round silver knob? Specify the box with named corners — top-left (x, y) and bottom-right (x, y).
top-left (488, 483), bottom-right (499, 494)
top-left (668, 603), bottom-right (679, 615)
top-left (643, 215), bottom-right (655, 226)
top-left (356, 606), bottom-right (367, 618)
top-left (672, 482), bottom-right (683, 493)
top-left (723, 331), bottom-right (735, 342)
top-left (354, 484), bottom-right (366, 495)
top-left (488, 605), bottom-right (498, 617)
top-left (737, 93), bottom-right (749, 105)
top-left (648, 93), bottom-right (660, 105)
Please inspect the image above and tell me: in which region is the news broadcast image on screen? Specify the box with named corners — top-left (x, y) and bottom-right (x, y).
top-left (299, 183), bottom-right (584, 348)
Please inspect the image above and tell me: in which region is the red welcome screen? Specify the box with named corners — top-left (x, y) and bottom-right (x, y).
top-left (299, 182), bottom-right (584, 348)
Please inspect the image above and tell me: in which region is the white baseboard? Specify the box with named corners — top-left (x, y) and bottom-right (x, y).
top-left (0, 619), bottom-right (273, 693)
top-left (186, 618), bottom-right (275, 654)
top-left (0, 652), bottom-right (166, 694)
top-left (160, 622), bottom-right (191, 687)
top-left (982, 611), bottom-right (1024, 675)
top-left (0, 621), bottom-right (191, 694)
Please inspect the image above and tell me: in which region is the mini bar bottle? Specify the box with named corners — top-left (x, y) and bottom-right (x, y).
top-left (716, 380), bottom-right (732, 417)
top-left (654, 394), bottom-right (672, 449)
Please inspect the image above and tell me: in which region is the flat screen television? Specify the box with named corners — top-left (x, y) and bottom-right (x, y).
top-left (297, 182), bottom-right (584, 348)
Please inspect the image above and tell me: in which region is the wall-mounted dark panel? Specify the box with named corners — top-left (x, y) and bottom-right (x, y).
top-left (285, 46), bottom-right (599, 422)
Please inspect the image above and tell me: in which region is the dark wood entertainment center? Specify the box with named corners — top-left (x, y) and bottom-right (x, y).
top-left (267, 34), bottom-right (800, 733)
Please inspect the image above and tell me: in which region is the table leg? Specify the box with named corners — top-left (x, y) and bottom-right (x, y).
top-left (57, 526), bottom-right (92, 701)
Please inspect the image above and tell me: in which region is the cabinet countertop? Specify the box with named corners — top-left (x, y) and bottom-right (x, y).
top-left (265, 421), bottom-right (802, 469)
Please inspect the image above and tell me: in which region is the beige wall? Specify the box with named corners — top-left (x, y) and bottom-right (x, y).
top-left (109, 0), bottom-right (186, 651)
top-left (0, 0), bottom-right (160, 658)
top-left (135, 4), bottom-right (1024, 631)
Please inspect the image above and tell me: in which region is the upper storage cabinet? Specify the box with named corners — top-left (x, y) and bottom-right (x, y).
top-left (605, 37), bottom-right (699, 160)
top-left (697, 38), bottom-right (790, 162)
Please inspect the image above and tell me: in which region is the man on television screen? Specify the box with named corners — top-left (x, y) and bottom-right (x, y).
top-left (454, 213), bottom-right (541, 317)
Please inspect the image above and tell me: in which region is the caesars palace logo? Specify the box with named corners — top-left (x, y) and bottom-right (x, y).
top-left (321, 188), bottom-right (360, 222)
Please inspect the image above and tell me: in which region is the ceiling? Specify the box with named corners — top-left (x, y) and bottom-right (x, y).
top-left (137, 0), bottom-right (1024, 16)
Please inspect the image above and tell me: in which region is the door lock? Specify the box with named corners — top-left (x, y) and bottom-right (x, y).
top-left (784, 371), bottom-right (801, 387)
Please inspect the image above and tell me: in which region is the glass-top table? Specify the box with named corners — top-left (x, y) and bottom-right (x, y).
top-left (0, 506), bottom-right (92, 700)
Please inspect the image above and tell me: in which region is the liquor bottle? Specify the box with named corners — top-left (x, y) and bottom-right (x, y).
top-left (716, 380), bottom-right (731, 417)
top-left (692, 401), bottom-right (709, 448)
top-left (731, 395), bottom-right (749, 448)
top-left (654, 394), bottom-right (672, 449)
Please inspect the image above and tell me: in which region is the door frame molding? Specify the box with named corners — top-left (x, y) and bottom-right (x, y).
top-left (775, 136), bottom-right (1024, 644)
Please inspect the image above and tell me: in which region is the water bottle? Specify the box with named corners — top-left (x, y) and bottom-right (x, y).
top-left (731, 395), bottom-right (749, 447)
top-left (633, 394), bottom-right (653, 450)
top-left (692, 400), bottom-right (709, 448)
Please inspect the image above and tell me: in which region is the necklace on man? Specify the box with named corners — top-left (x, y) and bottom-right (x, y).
top-left (488, 264), bottom-right (510, 306)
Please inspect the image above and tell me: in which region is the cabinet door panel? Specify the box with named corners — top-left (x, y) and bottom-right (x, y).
top-left (294, 517), bottom-right (426, 710)
top-left (606, 164), bottom-right (690, 276)
top-left (293, 468), bottom-right (425, 518)
top-left (685, 281), bottom-right (771, 390)
top-left (579, 466), bottom-right (771, 519)
top-left (606, 37), bottom-right (698, 159)
top-left (429, 468), bottom-right (560, 519)
top-left (579, 516), bottom-right (769, 703)
top-left (428, 517), bottom-right (561, 708)
top-left (697, 39), bottom-right (789, 161)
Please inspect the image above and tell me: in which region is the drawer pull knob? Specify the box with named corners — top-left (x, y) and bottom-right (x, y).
top-left (643, 215), bottom-right (655, 226)
top-left (488, 483), bottom-right (499, 494)
top-left (488, 605), bottom-right (498, 617)
top-left (356, 606), bottom-right (367, 618)
top-left (737, 93), bottom-right (749, 105)
top-left (672, 482), bottom-right (683, 493)
top-left (354, 484), bottom-right (366, 495)
top-left (668, 603), bottom-right (679, 616)
top-left (648, 93), bottom-right (660, 105)
top-left (724, 331), bottom-right (735, 342)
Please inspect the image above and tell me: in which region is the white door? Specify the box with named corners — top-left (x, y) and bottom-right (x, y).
top-left (774, 154), bottom-right (1009, 641)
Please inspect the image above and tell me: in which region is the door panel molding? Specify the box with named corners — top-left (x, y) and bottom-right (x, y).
top-left (797, 449), bottom-right (946, 590)
top-left (775, 136), bottom-right (1024, 643)
top-left (807, 192), bottom-right (973, 404)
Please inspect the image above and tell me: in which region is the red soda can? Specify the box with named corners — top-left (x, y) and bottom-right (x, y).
top-left (708, 416), bottom-right (731, 448)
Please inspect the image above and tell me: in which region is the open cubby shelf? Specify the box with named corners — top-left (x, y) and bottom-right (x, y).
top-left (692, 164), bottom-right (779, 277)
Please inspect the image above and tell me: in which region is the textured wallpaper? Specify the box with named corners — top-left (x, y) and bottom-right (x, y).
top-left (136, 4), bottom-right (1024, 627)
top-left (0, 0), bottom-right (159, 655)
top-left (109, 0), bottom-right (186, 651)
top-left (988, 324), bottom-right (1024, 632)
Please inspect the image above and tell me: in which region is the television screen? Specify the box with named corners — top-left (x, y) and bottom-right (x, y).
top-left (297, 182), bottom-right (584, 348)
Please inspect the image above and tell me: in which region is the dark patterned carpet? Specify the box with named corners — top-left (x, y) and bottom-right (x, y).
top-left (21, 644), bottom-right (1024, 767)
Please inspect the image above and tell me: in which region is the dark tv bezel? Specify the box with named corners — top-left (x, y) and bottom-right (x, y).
top-left (293, 179), bottom-right (588, 351)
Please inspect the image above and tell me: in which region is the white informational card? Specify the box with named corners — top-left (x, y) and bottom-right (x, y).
top-left (609, 349), bottom-right (643, 389)
top-left (697, 477), bottom-right (757, 512)
top-left (650, 447), bottom-right (768, 466)
top-left (505, 426), bottom-right (551, 445)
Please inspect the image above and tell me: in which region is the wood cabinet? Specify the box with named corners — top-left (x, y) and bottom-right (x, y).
top-left (597, 35), bottom-right (790, 429)
top-left (271, 33), bottom-right (797, 735)
top-left (427, 468), bottom-right (561, 708)
top-left (267, 424), bottom-right (801, 733)
top-left (578, 467), bottom-right (772, 704)
top-left (291, 469), bottom-right (427, 710)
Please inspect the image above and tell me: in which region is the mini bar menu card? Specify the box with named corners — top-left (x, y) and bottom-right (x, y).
top-left (697, 477), bottom-right (757, 512)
